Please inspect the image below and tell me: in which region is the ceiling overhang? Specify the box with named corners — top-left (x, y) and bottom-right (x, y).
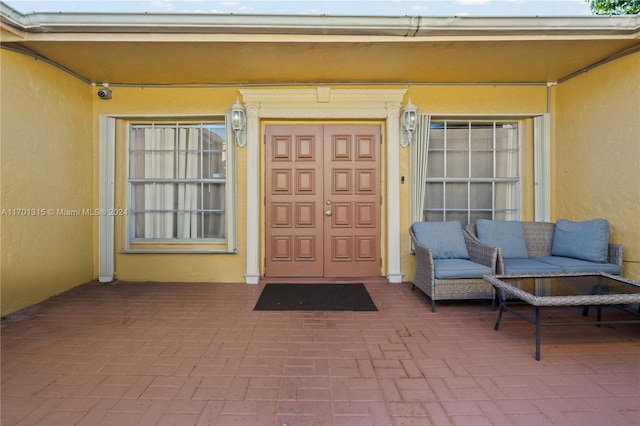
top-left (1, 2), bottom-right (639, 86)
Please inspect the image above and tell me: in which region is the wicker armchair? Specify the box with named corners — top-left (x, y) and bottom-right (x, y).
top-left (410, 222), bottom-right (498, 312)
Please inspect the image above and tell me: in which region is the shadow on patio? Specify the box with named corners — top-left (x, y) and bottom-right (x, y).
top-left (2, 280), bottom-right (639, 425)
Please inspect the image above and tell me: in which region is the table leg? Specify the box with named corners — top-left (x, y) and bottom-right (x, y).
top-left (535, 306), bottom-right (541, 361)
top-left (494, 291), bottom-right (505, 331)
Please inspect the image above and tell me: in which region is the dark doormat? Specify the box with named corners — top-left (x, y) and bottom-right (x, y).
top-left (253, 283), bottom-right (377, 311)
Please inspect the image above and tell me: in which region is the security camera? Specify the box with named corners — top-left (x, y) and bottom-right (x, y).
top-left (97, 87), bottom-right (112, 99)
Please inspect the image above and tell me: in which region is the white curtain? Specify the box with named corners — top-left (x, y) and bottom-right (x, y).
top-left (177, 127), bottom-right (200, 238)
top-left (409, 114), bottom-right (431, 226)
top-left (144, 127), bottom-right (176, 238)
top-left (494, 124), bottom-right (519, 220)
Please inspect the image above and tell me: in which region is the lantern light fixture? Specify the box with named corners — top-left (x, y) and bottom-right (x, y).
top-left (230, 97), bottom-right (246, 147)
top-left (400, 98), bottom-right (418, 147)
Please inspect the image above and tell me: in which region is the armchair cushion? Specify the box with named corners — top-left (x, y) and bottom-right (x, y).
top-left (551, 218), bottom-right (609, 263)
top-left (476, 219), bottom-right (529, 259)
top-left (433, 259), bottom-right (493, 279)
top-left (411, 221), bottom-right (469, 259)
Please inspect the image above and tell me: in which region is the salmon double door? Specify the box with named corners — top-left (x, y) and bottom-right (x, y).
top-left (265, 124), bottom-right (382, 278)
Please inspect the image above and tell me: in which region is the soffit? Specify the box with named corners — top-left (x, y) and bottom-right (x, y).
top-left (1, 10), bottom-right (639, 85)
top-left (5, 38), bottom-right (638, 85)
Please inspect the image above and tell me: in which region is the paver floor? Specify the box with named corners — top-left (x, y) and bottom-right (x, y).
top-left (2, 280), bottom-right (639, 425)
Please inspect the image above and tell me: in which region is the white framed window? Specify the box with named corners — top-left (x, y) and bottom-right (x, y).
top-left (424, 120), bottom-right (520, 225)
top-left (126, 119), bottom-right (236, 252)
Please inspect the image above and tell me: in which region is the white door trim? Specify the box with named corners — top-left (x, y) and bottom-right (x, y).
top-left (239, 88), bottom-right (407, 284)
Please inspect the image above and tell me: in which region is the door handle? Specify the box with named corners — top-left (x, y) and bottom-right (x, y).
top-left (324, 210), bottom-right (332, 216)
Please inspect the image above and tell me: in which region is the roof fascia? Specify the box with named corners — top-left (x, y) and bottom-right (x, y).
top-left (1, 2), bottom-right (638, 40)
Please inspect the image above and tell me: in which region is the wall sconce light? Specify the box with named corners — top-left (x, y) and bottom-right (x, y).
top-left (230, 97), bottom-right (246, 147)
top-left (400, 98), bottom-right (418, 147)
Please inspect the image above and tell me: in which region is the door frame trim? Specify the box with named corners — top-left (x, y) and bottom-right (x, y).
top-left (240, 88), bottom-right (407, 284)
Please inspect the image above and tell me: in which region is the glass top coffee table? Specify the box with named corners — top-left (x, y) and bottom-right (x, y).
top-left (483, 272), bottom-right (640, 360)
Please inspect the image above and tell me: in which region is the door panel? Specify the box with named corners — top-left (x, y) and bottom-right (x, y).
top-left (265, 124), bottom-right (381, 278)
top-left (323, 125), bottom-right (380, 277)
top-left (266, 126), bottom-right (324, 277)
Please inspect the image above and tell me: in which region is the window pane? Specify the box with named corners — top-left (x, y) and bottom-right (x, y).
top-left (129, 151), bottom-right (146, 179)
top-left (495, 151), bottom-right (518, 178)
top-left (203, 124), bottom-right (227, 178)
top-left (427, 152), bottom-right (444, 177)
top-left (470, 151), bottom-right (493, 178)
top-left (203, 212), bottom-right (225, 239)
top-left (204, 150), bottom-right (226, 178)
top-left (446, 127), bottom-right (469, 150)
top-left (428, 126), bottom-right (445, 149)
top-left (202, 183), bottom-right (225, 211)
top-left (153, 127), bottom-right (177, 151)
top-left (130, 128), bottom-right (146, 150)
top-left (445, 183), bottom-right (468, 209)
top-left (425, 183), bottom-right (443, 209)
top-left (470, 183), bottom-right (492, 209)
top-left (495, 182), bottom-right (518, 211)
top-left (446, 152), bottom-right (468, 178)
top-left (496, 124), bottom-right (518, 149)
top-left (470, 124), bottom-right (494, 149)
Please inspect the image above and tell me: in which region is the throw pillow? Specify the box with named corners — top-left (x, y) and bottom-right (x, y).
top-left (476, 219), bottom-right (529, 258)
top-left (551, 218), bottom-right (609, 263)
top-left (411, 221), bottom-right (469, 259)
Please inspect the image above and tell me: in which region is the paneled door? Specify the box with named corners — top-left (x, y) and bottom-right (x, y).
top-left (265, 124), bottom-right (381, 277)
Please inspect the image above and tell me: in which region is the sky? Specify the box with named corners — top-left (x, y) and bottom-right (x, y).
top-left (5, 0), bottom-right (595, 17)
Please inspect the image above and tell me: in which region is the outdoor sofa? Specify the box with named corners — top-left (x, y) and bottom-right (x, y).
top-left (409, 221), bottom-right (498, 312)
top-left (465, 219), bottom-right (623, 276)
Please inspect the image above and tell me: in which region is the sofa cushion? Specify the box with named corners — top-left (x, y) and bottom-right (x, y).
top-left (551, 219), bottom-right (609, 263)
top-left (411, 221), bottom-right (469, 259)
top-left (433, 259), bottom-right (493, 279)
top-left (534, 256), bottom-right (621, 275)
top-left (502, 258), bottom-right (564, 274)
top-left (476, 219), bottom-right (529, 259)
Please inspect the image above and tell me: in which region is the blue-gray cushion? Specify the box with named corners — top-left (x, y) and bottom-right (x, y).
top-left (502, 258), bottom-right (564, 274)
top-left (412, 221), bottom-right (469, 259)
top-left (476, 219), bottom-right (529, 259)
top-left (433, 259), bottom-right (493, 279)
top-left (534, 256), bottom-right (621, 275)
top-left (551, 219), bottom-right (609, 263)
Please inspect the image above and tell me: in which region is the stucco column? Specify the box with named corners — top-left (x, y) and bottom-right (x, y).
top-left (386, 102), bottom-right (403, 283)
top-left (244, 102), bottom-right (261, 284)
top-left (98, 115), bottom-right (115, 282)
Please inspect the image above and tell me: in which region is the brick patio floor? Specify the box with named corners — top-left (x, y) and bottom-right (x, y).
top-left (1, 280), bottom-right (639, 425)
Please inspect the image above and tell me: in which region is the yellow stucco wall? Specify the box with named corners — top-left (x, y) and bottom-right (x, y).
top-left (1, 50), bottom-right (94, 316)
top-left (555, 51), bottom-right (640, 280)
